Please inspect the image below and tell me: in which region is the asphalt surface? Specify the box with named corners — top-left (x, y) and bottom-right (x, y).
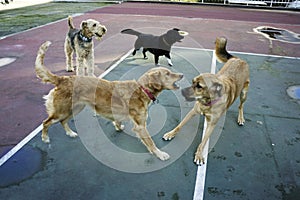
top-left (0, 2), bottom-right (300, 200)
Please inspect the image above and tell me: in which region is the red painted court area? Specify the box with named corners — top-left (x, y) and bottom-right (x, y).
top-left (96, 2), bottom-right (300, 25)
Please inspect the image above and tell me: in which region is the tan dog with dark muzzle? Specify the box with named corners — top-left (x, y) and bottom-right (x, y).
top-left (163, 37), bottom-right (250, 165)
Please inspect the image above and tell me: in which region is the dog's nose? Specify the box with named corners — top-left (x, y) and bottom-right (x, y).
top-left (102, 28), bottom-right (107, 33)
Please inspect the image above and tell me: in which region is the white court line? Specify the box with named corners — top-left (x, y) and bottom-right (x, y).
top-left (0, 124), bottom-right (43, 166)
top-left (0, 49), bottom-right (132, 167)
top-left (174, 46), bottom-right (300, 60)
top-left (98, 49), bottom-right (133, 78)
top-left (193, 50), bottom-right (216, 200)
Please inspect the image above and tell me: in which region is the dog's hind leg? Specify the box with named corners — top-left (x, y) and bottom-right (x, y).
top-left (133, 40), bottom-right (142, 57)
top-left (61, 118), bottom-right (78, 138)
top-left (238, 81), bottom-right (249, 126)
top-left (61, 104), bottom-right (85, 137)
top-left (42, 116), bottom-right (59, 143)
top-left (132, 49), bottom-right (137, 56)
top-left (142, 48), bottom-right (148, 59)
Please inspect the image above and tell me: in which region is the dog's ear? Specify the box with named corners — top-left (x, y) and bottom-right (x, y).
top-left (81, 21), bottom-right (88, 29)
top-left (148, 71), bottom-right (163, 91)
top-left (149, 82), bottom-right (162, 91)
top-left (211, 82), bottom-right (223, 97)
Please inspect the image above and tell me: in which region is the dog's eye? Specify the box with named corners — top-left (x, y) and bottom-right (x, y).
top-left (196, 83), bottom-right (202, 89)
top-left (166, 71), bottom-right (170, 76)
top-left (93, 24), bottom-right (97, 27)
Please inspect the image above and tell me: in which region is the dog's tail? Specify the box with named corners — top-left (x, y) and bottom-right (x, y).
top-left (35, 41), bottom-right (60, 86)
top-left (121, 29), bottom-right (142, 36)
top-left (67, 16), bottom-right (75, 29)
top-left (215, 37), bottom-right (235, 63)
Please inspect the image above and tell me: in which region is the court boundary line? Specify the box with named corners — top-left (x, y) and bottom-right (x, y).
top-left (174, 46), bottom-right (300, 60)
top-left (193, 50), bottom-right (216, 200)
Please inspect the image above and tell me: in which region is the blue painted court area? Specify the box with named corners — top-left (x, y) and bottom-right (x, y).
top-left (0, 47), bottom-right (300, 200)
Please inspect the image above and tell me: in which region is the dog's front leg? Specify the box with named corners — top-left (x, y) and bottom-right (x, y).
top-left (133, 124), bottom-right (170, 161)
top-left (194, 115), bottom-right (218, 165)
top-left (76, 57), bottom-right (85, 76)
top-left (64, 39), bottom-right (74, 72)
top-left (86, 54), bottom-right (95, 77)
top-left (165, 54), bottom-right (173, 66)
top-left (238, 81), bottom-right (249, 126)
top-left (154, 55), bottom-right (160, 65)
top-left (163, 109), bottom-right (197, 140)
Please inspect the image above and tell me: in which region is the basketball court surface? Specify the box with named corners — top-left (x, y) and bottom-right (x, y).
top-left (0, 2), bottom-right (300, 200)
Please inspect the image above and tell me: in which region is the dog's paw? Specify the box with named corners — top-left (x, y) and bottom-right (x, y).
top-left (66, 66), bottom-right (74, 72)
top-left (237, 117), bottom-right (245, 126)
top-left (154, 149), bottom-right (170, 161)
top-left (113, 121), bottom-right (125, 131)
top-left (167, 59), bottom-right (173, 66)
top-left (194, 153), bottom-right (205, 166)
top-left (42, 135), bottom-right (50, 143)
top-left (115, 124), bottom-right (125, 132)
top-left (163, 131), bottom-right (176, 141)
top-left (66, 131), bottom-right (78, 138)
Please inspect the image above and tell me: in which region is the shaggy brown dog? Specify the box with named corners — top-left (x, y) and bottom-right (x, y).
top-left (163, 37), bottom-right (250, 165)
top-left (64, 16), bottom-right (107, 76)
top-left (36, 41), bottom-right (183, 161)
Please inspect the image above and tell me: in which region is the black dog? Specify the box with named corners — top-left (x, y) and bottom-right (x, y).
top-left (121, 28), bottom-right (188, 66)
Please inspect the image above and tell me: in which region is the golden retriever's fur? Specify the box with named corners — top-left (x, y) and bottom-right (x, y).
top-left (64, 16), bottom-right (107, 76)
top-left (36, 41), bottom-right (183, 161)
top-left (163, 37), bottom-right (250, 165)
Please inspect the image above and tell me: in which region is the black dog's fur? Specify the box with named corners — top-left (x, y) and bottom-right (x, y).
top-left (121, 28), bottom-right (185, 66)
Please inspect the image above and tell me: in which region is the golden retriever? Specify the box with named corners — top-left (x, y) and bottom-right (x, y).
top-left (36, 41), bottom-right (183, 161)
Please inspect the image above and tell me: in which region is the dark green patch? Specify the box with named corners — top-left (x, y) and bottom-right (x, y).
top-left (172, 192), bottom-right (179, 200)
top-left (234, 151), bottom-right (243, 157)
top-left (0, 2), bottom-right (111, 37)
top-left (212, 155), bottom-right (226, 160)
top-left (157, 191), bottom-right (165, 197)
top-left (207, 187), bottom-right (246, 197)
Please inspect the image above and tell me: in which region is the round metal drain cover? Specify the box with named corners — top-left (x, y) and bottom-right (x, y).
top-left (253, 26), bottom-right (300, 44)
top-left (287, 85), bottom-right (300, 104)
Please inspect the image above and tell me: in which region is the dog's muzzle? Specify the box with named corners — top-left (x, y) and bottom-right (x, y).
top-left (173, 74), bottom-right (184, 90)
top-left (181, 86), bottom-right (196, 101)
top-left (95, 27), bottom-right (107, 40)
